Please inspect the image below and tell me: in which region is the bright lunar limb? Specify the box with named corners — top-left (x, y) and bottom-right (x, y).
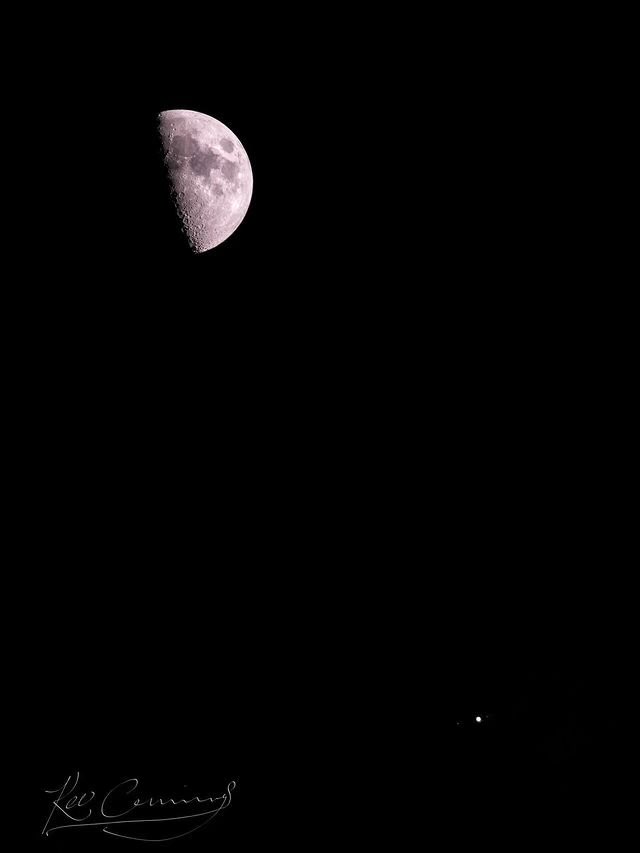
top-left (157, 109), bottom-right (253, 253)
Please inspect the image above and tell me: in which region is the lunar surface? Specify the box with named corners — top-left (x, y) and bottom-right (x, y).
top-left (157, 109), bottom-right (253, 253)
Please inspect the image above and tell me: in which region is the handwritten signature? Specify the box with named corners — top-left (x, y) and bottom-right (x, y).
top-left (42, 771), bottom-right (236, 841)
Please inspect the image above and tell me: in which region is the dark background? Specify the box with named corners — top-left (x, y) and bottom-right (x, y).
top-left (7, 9), bottom-right (627, 850)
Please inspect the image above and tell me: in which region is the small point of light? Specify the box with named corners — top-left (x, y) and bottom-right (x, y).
top-left (475, 716), bottom-right (482, 723)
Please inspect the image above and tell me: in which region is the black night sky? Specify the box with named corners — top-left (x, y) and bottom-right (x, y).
top-left (8, 9), bottom-right (627, 851)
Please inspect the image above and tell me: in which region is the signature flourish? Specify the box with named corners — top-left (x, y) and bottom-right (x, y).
top-left (42, 771), bottom-right (236, 841)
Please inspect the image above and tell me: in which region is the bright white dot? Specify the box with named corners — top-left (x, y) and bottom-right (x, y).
top-left (475, 716), bottom-right (482, 723)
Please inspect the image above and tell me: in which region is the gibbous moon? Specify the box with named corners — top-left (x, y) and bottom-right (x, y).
top-left (158, 109), bottom-right (253, 253)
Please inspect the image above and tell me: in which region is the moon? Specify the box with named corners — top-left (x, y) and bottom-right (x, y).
top-left (157, 109), bottom-right (253, 253)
